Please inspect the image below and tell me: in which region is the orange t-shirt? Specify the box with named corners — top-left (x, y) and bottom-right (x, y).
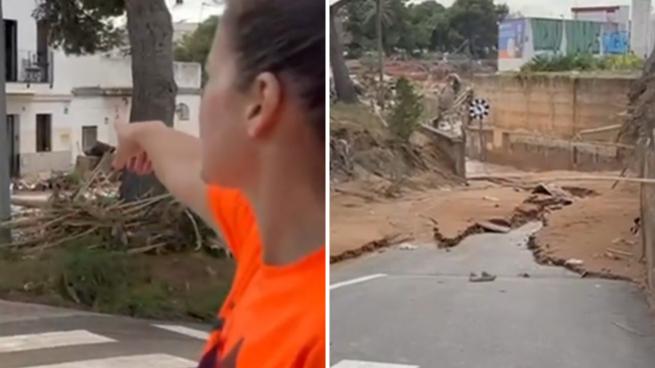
top-left (198, 186), bottom-right (325, 368)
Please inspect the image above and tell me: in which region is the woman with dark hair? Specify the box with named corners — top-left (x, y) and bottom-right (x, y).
top-left (112, 0), bottom-right (325, 366)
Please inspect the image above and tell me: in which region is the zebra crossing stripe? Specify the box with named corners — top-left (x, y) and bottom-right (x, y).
top-left (332, 360), bottom-right (419, 368)
top-left (0, 330), bottom-right (115, 353)
top-left (21, 353), bottom-right (197, 368)
top-left (153, 324), bottom-right (209, 340)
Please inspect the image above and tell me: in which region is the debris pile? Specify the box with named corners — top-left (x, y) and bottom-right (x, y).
top-left (429, 74), bottom-right (473, 137)
top-left (2, 157), bottom-right (226, 256)
top-left (11, 173), bottom-right (81, 192)
top-left (432, 183), bottom-right (594, 248)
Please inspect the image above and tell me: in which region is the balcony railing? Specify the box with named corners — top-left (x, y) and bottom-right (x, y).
top-left (7, 49), bottom-right (53, 84)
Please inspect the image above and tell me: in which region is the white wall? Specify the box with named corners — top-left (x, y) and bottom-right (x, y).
top-left (6, 94), bottom-right (75, 174)
top-left (174, 62), bottom-right (202, 89)
top-left (615, 6), bottom-right (631, 30)
top-left (631, 0), bottom-right (652, 58)
top-left (7, 96), bottom-right (71, 154)
top-left (67, 96), bottom-right (128, 158)
top-left (573, 6), bottom-right (630, 27)
top-left (67, 93), bottom-right (201, 157)
top-left (52, 54), bottom-right (202, 93)
top-left (574, 10), bottom-right (608, 23)
top-left (498, 18), bottom-right (535, 72)
top-left (175, 94), bottom-right (201, 137)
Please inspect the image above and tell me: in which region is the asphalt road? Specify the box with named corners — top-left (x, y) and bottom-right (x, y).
top-left (330, 223), bottom-right (655, 368)
top-left (0, 300), bottom-right (208, 367)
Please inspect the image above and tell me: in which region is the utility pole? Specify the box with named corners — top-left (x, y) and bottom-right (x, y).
top-left (0, 1), bottom-right (11, 244)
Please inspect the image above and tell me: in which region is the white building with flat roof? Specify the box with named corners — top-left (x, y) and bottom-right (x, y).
top-left (3, 0), bottom-right (202, 177)
top-left (572, 5), bottom-right (630, 29)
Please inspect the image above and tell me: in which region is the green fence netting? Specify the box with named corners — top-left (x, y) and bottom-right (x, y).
top-left (565, 20), bottom-right (601, 54)
top-left (531, 18), bottom-right (563, 52)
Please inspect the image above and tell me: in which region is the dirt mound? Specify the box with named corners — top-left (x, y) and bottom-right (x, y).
top-left (330, 103), bottom-right (462, 192)
top-left (621, 51), bottom-right (655, 144)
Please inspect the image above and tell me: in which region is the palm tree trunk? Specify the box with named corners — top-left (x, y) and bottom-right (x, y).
top-left (330, 9), bottom-right (358, 103)
top-left (376, 0), bottom-right (384, 110)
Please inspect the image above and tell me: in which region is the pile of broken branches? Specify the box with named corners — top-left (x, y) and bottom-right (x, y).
top-left (2, 157), bottom-right (225, 256)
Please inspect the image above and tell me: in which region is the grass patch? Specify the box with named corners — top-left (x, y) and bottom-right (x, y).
top-left (0, 246), bottom-right (234, 322)
top-left (331, 102), bottom-right (386, 135)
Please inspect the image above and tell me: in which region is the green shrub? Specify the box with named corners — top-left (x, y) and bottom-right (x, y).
top-left (598, 54), bottom-right (644, 70)
top-left (387, 77), bottom-right (424, 141)
top-left (521, 53), bottom-right (644, 72)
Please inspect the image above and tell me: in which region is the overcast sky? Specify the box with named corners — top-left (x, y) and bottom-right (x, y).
top-left (433, 0), bottom-right (634, 18)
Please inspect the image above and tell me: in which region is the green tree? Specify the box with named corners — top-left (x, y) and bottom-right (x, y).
top-left (408, 1), bottom-right (446, 51)
top-left (448, 0), bottom-right (500, 57)
top-left (330, 6), bottom-right (358, 103)
top-left (35, 0), bottom-right (177, 200)
top-left (340, 0), bottom-right (506, 57)
top-left (343, 0), bottom-right (412, 55)
top-left (340, 0), bottom-right (372, 58)
top-left (33, 0), bottom-right (126, 54)
top-left (174, 16), bottom-right (219, 84)
top-left (495, 3), bottom-right (510, 23)
top-left (388, 78), bottom-right (423, 141)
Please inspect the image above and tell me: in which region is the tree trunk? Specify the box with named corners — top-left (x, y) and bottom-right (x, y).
top-left (0, 1), bottom-right (10, 243)
top-left (121, 0), bottom-right (177, 201)
top-left (376, 0), bottom-right (384, 110)
top-left (329, 9), bottom-right (357, 103)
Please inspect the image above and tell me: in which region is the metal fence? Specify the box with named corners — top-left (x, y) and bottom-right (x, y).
top-left (7, 49), bottom-right (53, 84)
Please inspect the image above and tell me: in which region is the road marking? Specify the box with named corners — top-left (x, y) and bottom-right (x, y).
top-left (153, 324), bottom-right (209, 340)
top-left (332, 360), bottom-right (418, 368)
top-left (0, 330), bottom-right (115, 353)
top-left (330, 274), bottom-right (387, 290)
top-left (23, 353), bottom-right (197, 368)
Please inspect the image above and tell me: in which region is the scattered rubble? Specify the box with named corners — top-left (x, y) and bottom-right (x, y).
top-left (469, 271), bottom-right (497, 283)
top-left (564, 258), bottom-right (585, 267)
top-left (398, 243), bottom-right (418, 251)
top-left (476, 219), bottom-right (511, 234)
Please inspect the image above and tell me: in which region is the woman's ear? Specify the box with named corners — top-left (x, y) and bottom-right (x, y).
top-left (245, 72), bottom-right (282, 138)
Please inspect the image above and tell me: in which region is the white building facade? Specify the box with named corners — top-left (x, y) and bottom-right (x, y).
top-left (3, 0), bottom-right (202, 177)
top-left (631, 0), bottom-right (654, 59)
top-left (572, 5), bottom-right (630, 29)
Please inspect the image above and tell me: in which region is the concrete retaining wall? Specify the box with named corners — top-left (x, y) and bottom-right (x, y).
top-left (419, 125), bottom-right (466, 178)
top-left (472, 73), bottom-right (637, 140)
top-left (467, 128), bottom-right (632, 172)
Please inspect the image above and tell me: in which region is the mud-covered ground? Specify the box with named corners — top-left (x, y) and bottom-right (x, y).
top-left (331, 165), bottom-right (645, 284)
